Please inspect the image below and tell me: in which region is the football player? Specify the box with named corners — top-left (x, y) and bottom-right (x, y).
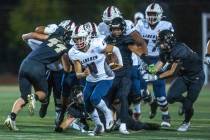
top-left (4, 21), bottom-right (72, 131)
top-left (68, 25), bottom-right (122, 135)
top-left (99, 6), bottom-right (148, 122)
top-left (143, 30), bottom-right (205, 132)
top-left (105, 17), bottom-right (150, 134)
top-left (135, 3), bottom-right (174, 127)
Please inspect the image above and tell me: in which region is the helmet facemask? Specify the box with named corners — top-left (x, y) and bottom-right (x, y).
top-left (71, 25), bottom-right (90, 51)
top-left (145, 3), bottom-right (163, 25)
top-left (156, 30), bottom-right (176, 52)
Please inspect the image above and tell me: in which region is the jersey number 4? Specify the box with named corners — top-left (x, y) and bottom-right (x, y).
top-left (47, 38), bottom-right (66, 53)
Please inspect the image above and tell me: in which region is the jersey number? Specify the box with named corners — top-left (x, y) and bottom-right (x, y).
top-left (87, 62), bottom-right (98, 74)
top-left (47, 38), bottom-right (66, 53)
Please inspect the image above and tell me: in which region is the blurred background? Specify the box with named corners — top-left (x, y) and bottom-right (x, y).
top-left (0, 0), bottom-right (210, 84)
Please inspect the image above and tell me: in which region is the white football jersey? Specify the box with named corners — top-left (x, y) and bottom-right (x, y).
top-left (135, 20), bottom-right (174, 56)
top-left (68, 38), bottom-right (114, 82)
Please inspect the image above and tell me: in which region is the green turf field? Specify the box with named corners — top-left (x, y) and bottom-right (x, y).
top-left (0, 85), bottom-right (210, 140)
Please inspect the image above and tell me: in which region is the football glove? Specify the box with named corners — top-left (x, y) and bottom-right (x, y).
top-left (147, 64), bottom-right (157, 74)
top-left (143, 73), bottom-right (158, 82)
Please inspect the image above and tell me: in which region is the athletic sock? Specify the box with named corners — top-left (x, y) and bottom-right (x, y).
top-left (96, 99), bottom-right (111, 116)
top-left (90, 109), bottom-right (102, 126)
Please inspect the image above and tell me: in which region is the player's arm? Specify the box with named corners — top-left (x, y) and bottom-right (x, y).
top-left (130, 31), bottom-right (148, 54)
top-left (103, 44), bottom-right (123, 69)
top-left (35, 26), bottom-right (45, 34)
top-left (73, 60), bottom-right (89, 79)
top-left (61, 53), bottom-right (72, 72)
top-left (128, 44), bottom-right (151, 64)
top-left (22, 32), bottom-right (49, 41)
top-left (158, 62), bottom-right (179, 79)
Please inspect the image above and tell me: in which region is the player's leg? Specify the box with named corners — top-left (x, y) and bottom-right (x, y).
top-left (51, 70), bottom-right (64, 127)
top-left (4, 72), bottom-right (32, 131)
top-left (90, 80), bottom-right (114, 131)
top-left (139, 75), bottom-right (155, 119)
top-left (116, 76), bottom-right (132, 134)
top-left (130, 66), bottom-right (141, 121)
top-left (178, 72), bottom-right (205, 132)
top-left (39, 70), bottom-right (52, 118)
top-left (83, 81), bottom-right (104, 135)
top-left (153, 79), bottom-right (171, 127)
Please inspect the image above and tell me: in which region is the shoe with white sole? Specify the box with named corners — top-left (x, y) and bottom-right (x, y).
top-left (161, 114), bottom-right (171, 128)
top-left (28, 94), bottom-right (36, 116)
top-left (177, 122), bottom-right (190, 132)
top-left (4, 116), bottom-right (19, 131)
top-left (119, 123), bottom-right (129, 135)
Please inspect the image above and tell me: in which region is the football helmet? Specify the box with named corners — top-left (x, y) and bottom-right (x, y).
top-left (71, 25), bottom-right (90, 50)
top-left (59, 20), bottom-right (76, 32)
top-left (134, 12), bottom-right (144, 23)
top-left (83, 22), bottom-right (100, 38)
top-left (145, 3), bottom-right (163, 25)
top-left (102, 6), bottom-right (122, 24)
top-left (109, 17), bottom-right (126, 36)
top-left (156, 30), bottom-right (176, 51)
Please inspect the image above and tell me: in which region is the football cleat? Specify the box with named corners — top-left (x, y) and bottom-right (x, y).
top-left (177, 122), bottom-right (190, 132)
top-left (28, 93), bottom-right (36, 116)
top-left (119, 123), bottom-right (129, 135)
top-left (39, 102), bottom-right (49, 118)
top-left (161, 114), bottom-right (171, 128)
top-left (88, 123), bottom-right (104, 136)
top-left (4, 116), bottom-right (19, 131)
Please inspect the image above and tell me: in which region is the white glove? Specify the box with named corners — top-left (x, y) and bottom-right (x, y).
top-left (204, 56), bottom-right (210, 65)
top-left (143, 73), bottom-right (158, 82)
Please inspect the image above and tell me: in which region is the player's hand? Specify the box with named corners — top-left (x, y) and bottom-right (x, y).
top-left (204, 56), bottom-right (210, 65)
top-left (143, 73), bottom-right (158, 82)
top-left (83, 68), bottom-right (90, 76)
top-left (147, 64), bottom-right (157, 74)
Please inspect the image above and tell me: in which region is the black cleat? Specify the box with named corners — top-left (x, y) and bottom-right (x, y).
top-left (39, 102), bottom-right (49, 118)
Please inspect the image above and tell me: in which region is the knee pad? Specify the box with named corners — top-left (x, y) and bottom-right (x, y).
top-left (141, 90), bottom-right (152, 103)
top-left (156, 96), bottom-right (168, 111)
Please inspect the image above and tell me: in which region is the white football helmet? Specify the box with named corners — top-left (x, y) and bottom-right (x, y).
top-left (102, 6), bottom-right (122, 24)
top-left (59, 20), bottom-right (76, 32)
top-left (145, 3), bottom-right (163, 25)
top-left (83, 22), bottom-right (100, 38)
top-left (71, 25), bottom-right (90, 50)
top-left (134, 12), bottom-right (144, 23)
